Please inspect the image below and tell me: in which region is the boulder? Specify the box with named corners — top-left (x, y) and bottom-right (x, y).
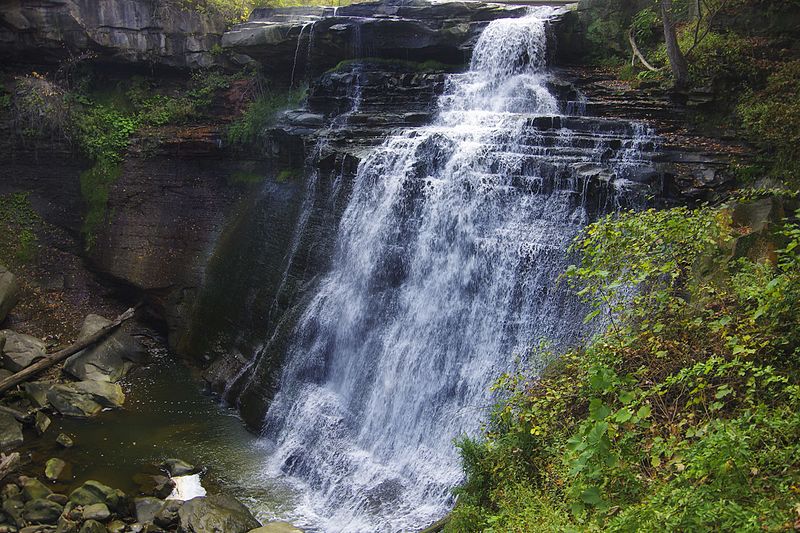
top-left (3, 497), bottom-right (24, 525)
top-left (23, 381), bottom-right (52, 408)
top-left (44, 458), bottom-right (68, 482)
top-left (132, 473), bottom-right (174, 499)
top-left (0, 266), bottom-right (19, 323)
top-left (0, 331), bottom-right (45, 372)
top-left (134, 497), bottom-right (164, 524)
top-left (0, 413), bottom-right (23, 451)
top-left (64, 314), bottom-right (146, 382)
top-left (21, 477), bottom-right (52, 501)
top-left (69, 481), bottom-right (125, 513)
top-left (22, 498), bottom-right (63, 524)
top-left (162, 459), bottom-right (197, 477)
top-left (79, 520), bottom-right (107, 533)
top-left (153, 499), bottom-right (182, 528)
top-left (46, 381), bottom-right (124, 418)
top-left (82, 502), bottom-right (110, 521)
top-left (178, 494), bottom-right (260, 533)
top-left (34, 411), bottom-right (51, 435)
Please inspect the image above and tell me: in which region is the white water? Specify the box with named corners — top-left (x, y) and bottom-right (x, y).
top-left (254, 8), bottom-right (656, 532)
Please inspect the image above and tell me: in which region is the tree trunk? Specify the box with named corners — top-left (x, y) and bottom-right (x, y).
top-left (660, 0), bottom-right (690, 89)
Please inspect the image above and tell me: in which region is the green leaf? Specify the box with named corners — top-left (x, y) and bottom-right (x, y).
top-left (637, 405), bottom-right (652, 419)
top-left (614, 408), bottom-right (633, 423)
top-left (580, 486), bottom-right (603, 505)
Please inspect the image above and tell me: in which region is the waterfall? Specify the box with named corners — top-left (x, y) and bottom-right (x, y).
top-left (255, 8), bottom-right (656, 532)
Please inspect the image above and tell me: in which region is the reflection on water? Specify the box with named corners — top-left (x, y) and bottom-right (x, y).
top-left (21, 346), bottom-right (294, 523)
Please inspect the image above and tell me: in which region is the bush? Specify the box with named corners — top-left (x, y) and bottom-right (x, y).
top-left (738, 61), bottom-right (800, 183)
top-left (227, 86), bottom-right (306, 145)
top-left (447, 199), bottom-right (800, 532)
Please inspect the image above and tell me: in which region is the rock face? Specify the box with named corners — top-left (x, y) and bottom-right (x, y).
top-left (64, 314), bottom-right (145, 382)
top-left (223, 0), bottom-right (528, 81)
top-left (0, 266), bottom-right (18, 323)
top-left (0, 330), bottom-right (46, 372)
top-left (0, 0), bottom-right (227, 68)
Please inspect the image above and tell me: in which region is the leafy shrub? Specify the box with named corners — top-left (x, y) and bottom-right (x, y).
top-left (0, 192), bottom-right (40, 264)
top-left (227, 86), bottom-right (306, 145)
top-left (447, 199), bottom-right (800, 532)
top-left (738, 61), bottom-right (800, 183)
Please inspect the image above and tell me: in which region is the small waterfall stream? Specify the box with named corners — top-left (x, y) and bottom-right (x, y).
top-left (254, 8), bottom-right (658, 532)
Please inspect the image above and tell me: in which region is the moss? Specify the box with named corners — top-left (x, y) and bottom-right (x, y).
top-left (228, 171), bottom-right (265, 185)
top-left (326, 57), bottom-right (463, 75)
top-left (79, 160), bottom-right (123, 249)
top-left (0, 192), bottom-right (40, 264)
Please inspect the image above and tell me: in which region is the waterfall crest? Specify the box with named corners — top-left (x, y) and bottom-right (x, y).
top-left (255, 8), bottom-right (655, 531)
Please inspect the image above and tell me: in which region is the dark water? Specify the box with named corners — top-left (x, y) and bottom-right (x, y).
top-left (20, 348), bottom-right (293, 522)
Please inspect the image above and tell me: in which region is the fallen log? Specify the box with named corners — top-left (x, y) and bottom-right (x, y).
top-left (0, 306), bottom-right (138, 395)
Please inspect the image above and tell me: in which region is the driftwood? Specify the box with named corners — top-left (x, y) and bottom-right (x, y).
top-left (0, 452), bottom-right (20, 481)
top-left (628, 29), bottom-right (662, 72)
top-left (0, 306), bottom-right (138, 395)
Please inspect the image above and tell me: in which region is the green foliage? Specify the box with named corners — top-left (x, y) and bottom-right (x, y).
top-left (227, 86), bottom-right (306, 145)
top-left (738, 61), bottom-right (800, 183)
top-left (448, 199), bottom-right (800, 532)
top-left (0, 192), bottom-right (40, 264)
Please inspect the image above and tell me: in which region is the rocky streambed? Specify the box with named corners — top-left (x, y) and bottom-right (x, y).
top-left (0, 265), bottom-right (302, 533)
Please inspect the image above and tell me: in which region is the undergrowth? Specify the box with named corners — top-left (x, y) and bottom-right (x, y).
top-left (447, 196), bottom-right (800, 532)
top-left (227, 86), bottom-right (306, 145)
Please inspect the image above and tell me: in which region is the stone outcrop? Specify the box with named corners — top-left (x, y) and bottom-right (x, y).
top-left (0, 0), bottom-right (227, 69)
top-left (0, 267), bottom-right (18, 324)
top-left (223, 0), bottom-right (528, 81)
top-left (0, 330), bottom-right (45, 372)
top-left (64, 314), bottom-right (146, 382)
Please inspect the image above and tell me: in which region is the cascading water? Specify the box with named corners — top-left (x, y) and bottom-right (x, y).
top-left (254, 8), bottom-right (657, 532)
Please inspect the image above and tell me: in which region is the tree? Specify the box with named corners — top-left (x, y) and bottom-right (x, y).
top-left (659, 0), bottom-right (690, 89)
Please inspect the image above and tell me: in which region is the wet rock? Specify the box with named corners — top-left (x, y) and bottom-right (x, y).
top-left (134, 497), bottom-right (164, 524)
top-left (153, 499), bottom-right (181, 528)
top-left (20, 478), bottom-right (51, 501)
top-left (64, 315), bottom-right (146, 383)
top-left (106, 520), bottom-right (125, 533)
top-left (46, 493), bottom-right (67, 506)
top-left (68, 481), bottom-right (124, 513)
top-left (249, 523), bottom-right (304, 533)
top-left (82, 503), bottom-right (110, 522)
top-left (0, 414), bottom-right (23, 451)
top-left (178, 494), bottom-right (259, 533)
top-left (2, 497), bottom-right (24, 525)
top-left (2, 482), bottom-right (21, 500)
top-left (0, 332), bottom-right (45, 372)
top-left (22, 382), bottom-right (52, 409)
top-left (34, 412), bottom-right (50, 436)
top-left (56, 514), bottom-right (80, 533)
top-left (78, 520), bottom-right (106, 533)
top-left (132, 474), bottom-right (173, 499)
top-left (46, 382), bottom-right (124, 418)
top-left (20, 526), bottom-right (57, 533)
top-left (55, 434), bottom-right (74, 448)
top-left (22, 498), bottom-right (63, 524)
top-left (0, 267), bottom-right (19, 324)
top-left (161, 459), bottom-right (197, 477)
top-left (44, 459), bottom-right (68, 482)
